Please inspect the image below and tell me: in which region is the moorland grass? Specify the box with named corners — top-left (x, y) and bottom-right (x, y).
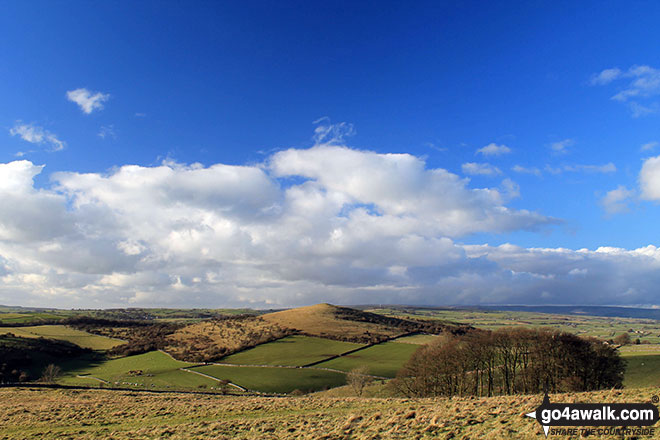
top-left (1, 387), bottom-right (657, 439)
top-left (192, 364), bottom-right (347, 393)
top-left (315, 341), bottom-right (419, 378)
top-left (218, 335), bottom-right (363, 366)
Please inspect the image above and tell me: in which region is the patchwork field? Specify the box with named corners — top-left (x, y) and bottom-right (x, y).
top-left (0, 325), bottom-right (124, 350)
top-left (372, 307), bottom-right (660, 344)
top-left (0, 312), bottom-right (64, 324)
top-left (191, 364), bottom-right (347, 394)
top-left (2, 387), bottom-right (658, 439)
top-left (315, 342), bottom-right (420, 378)
top-left (218, 335), bottom-right (363, 366)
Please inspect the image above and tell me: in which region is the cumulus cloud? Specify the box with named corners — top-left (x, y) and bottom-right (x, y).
top-left (476, 143), bottom-right (511, 156)
top-left (600, 186), bottom-right (635, 215)
top-left (0, 143), bottom-right (565, 308)
top-left (66, 88), bottom-right (110, 114)
top-left (639, 155), bottom-right (660, 201)
top-left (9, 122), bottom-right (65, 152)
top-left (462, 162), bottom-right (502, 176)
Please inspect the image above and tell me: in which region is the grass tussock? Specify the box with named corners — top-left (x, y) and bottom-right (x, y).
top-left (1, 387), bottom-right (657, 439)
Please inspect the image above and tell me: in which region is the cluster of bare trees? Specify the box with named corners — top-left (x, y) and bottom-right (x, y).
top-left (393, 328), bottom-right (625, 397)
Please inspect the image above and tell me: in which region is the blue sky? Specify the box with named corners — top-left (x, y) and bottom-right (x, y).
top-left (2, 1), bottom-right (660, 308)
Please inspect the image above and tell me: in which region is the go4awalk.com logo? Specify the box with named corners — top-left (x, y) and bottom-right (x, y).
top-left (525, 394), bottom-right (659, 437)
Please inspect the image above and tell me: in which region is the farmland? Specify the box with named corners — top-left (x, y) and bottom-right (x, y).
top-left (315, 342), bottom-right (420, 378)
top-left (59, 351), bottom-right (219, 391)
top-left (372, 306), bottom-right (660, 344)
top-left (191, 365), bottom-right (347, 394)
top-left (218, 335), bottom-right (363, 367)
top-left (2, 304), bottom-right (660, 396)
top-left (0, 325), bottom-right (124, 350)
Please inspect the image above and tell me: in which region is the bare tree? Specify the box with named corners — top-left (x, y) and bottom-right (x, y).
top-left (40, 364), bottom-right (62, 383)
top-left (347, 365), bottom-right (373, 396)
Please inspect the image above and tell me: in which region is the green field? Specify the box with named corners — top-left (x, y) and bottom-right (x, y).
top-left (0, 325), bottom-right (124, 350)
top-left (371, 307), bottom-right (660, 344)
top-left (219, 335), bottom-right (362, 366)
top-left (0, 312), bottom-right (64, 324)
top-left (622, 354), bottom-right (660, 388)
top-left (192, 364), bottom-right (347, 393)
top-left (59, 351), bottom-right (218, 390)
top-left (315, 342), bottom-right (419, 378)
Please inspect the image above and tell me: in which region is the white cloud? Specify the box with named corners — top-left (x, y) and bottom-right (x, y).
top-left (563, 163), bottom-right (616, 174)
top-left (512, 165), bottom-right (541, 176)
top-left (0, 144), bottom-right (563, 308)
top-left (312, 117), bottom-right (355, 145)
top-left (462, 162), bottom-right (502, 176)
top-left (9, 123), bottom-right (65, 152)
top-left (66, 88), bottom-right (110, 114)
top-left (641, 141), bottom-right (659, 152)
top-left (589, 68), bottom-right (622, 85)
top-left (600, 186), bottom-right (635, 215)
top-left (639, 155), bottom-right (660, 201)
top-left (550, 139), bottom-right (574, 154)
top-left (98, 125), bottom-right (116, 139)
top-left (591, 65), bottom-right (660, 117)
top-left (476, 143), bottom-right (511, 156)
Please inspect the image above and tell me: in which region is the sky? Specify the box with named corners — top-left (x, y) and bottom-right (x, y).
top-left (2, 1), bottom-right (660, 309)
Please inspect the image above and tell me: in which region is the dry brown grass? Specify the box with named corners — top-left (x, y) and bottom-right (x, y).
top-left (164, 317), bottom-right (291, 361)
top-left (261, 303), bottom-right (403, 342)
top-left (1, 387), bottom-right (659, 439)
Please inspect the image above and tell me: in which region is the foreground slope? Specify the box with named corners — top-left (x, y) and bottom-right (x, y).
top-left (1, 387), bottom-right (656, 439)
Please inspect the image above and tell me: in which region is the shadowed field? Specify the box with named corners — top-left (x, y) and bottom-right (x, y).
top-left (1, 387), bottom-right (658, 439)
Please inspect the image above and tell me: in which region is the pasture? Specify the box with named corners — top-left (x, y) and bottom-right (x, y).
top-left (191, 364), bottom-right (347, 393)
top-left (0, 325), bottom-right (124, 350)
top-left (371, 306), bottom-right (660, 344)
top-left (218, 335), bottom-right (363, 366)
top-left (0, 312), bottom-right (63, 324)
top-left (59, 351), bottom-right (218, 390)
top-left (621, 354), bottom-right (660, 388)
top-left (315, 342), bottom-right (419, 378)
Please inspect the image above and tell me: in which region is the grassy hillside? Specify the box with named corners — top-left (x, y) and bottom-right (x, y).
top-left (164, 316), bottom-right (292, 362)
top-left (0, 325), bottom-right (124, 350)
top-left (192, 364), bottom-right (346, 393)
top-left (218, 335), bottom-right (363, 366)
top-left (315, 342), bottom-right (420, 378)
top-left (261, 303), bottom-right (405, 342)
top-left (59, 351), bottom-right (218, 390)
top-left (1, 387), bottom-right (657, 439)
